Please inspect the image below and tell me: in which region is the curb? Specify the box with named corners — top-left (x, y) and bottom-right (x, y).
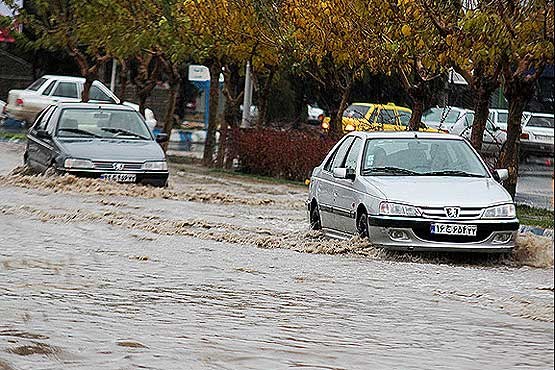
top-left (519, 171), bottom-right (554, 178)
top-left (519, 225), bottom-right (553, 238)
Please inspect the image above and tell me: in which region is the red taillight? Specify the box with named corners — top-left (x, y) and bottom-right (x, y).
top-left (15, 98), bottom-right (24, 106)
top-left (318, 114), bottom-right (324, 122)
top-left (520, 133), bottom-right (529, 140)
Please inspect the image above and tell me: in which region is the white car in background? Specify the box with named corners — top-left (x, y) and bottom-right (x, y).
top-left (0, 99), bottom-right (5, 120)
top-left (4, 75), bottom-right (157, 130)
top-left (423, 107), bottom-right (506, 154)
top-left (521, 112), bottom-right (554, 158)
top-left (307, 105), bottom-right (325, 125)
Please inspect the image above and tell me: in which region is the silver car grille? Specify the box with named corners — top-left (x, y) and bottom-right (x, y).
top-left (420, 207), bottom-right (483, 220)
top-left (92, 161), bottom-right (143, 171)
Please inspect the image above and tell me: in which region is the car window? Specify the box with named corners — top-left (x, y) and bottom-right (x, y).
top-left (56, 108), bottom-right (151, 140)
top-left (53, 82), bottom-right (78, 98)
top-left (343, 105), bottom-right (370, 119)
top-left (42, 81), bottom-right (56, 96)
top-left (377, 108), bottom-right (397, 125)
top-left (344, 137), bottom-right (363, 170)
top-left (362, 138), bottom-right (488, 176)
top-left (324, 136), bottom-right (354, 172)
top-left (527, 116), bottom-right (554, 128)
top-left (27, 78), bottom-right (47, 91)
top-left (90, 85), bottom-right (116, 103)
top-left (498, 112), bottom-right (508, 124)
top-left (397, 111), bottom-right (411, 127)
top-left (462, 112), bottom-right (474, 127)
top-left (32, 107), bottom-right (50, 130)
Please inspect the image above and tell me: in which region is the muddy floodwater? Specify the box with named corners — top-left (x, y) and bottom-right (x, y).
top-left (0, 142), bottom-right (553, 370)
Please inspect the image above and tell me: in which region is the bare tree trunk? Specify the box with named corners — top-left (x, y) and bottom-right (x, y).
top-left (255, 68), bottom-right (275, 127)
top-left (203, 61), bottom-right (221, 167)
top-left (497, 95), bottom-right (527, 197)
top-left (133, 54), bottom-right (160, 117)
top-left (407, 83), bottom-right (426, 131)
top-left (470, 86), bottom-right (490, 151)
top-left (330, 84), bottom-right (351, 135)
top-left (161, 83), bottom-right (178, 152)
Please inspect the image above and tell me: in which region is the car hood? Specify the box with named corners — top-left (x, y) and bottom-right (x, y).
top-left (361, 176), bottom-right (512, 207)
top-left (58, 139), bottom-right (165, 162)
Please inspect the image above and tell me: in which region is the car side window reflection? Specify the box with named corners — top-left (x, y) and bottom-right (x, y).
top-left (33, 106), bottom-right (53, 131)
top-left (344, 138), bottom-right (362, 170)
top-left (324, 137), bottom-right (354, 172)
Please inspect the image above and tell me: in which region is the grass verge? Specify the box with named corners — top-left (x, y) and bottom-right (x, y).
top-left (0, 131), bottom-right (26, 141)
top-left (517, 205), bottom-right (554, 229)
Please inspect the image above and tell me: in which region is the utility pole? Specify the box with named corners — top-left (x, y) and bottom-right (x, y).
top-left (241, 61), bottom-right (253, 127)
top-left (110, 59), bottom-right (117, 92)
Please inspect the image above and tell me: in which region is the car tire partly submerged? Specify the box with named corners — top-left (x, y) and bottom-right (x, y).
top-left (357, 211), bottom-right (369, 238)
top-left (309, 203), bottom-right (322, 230)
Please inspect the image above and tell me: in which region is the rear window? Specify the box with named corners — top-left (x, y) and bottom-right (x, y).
top-left (343, 104), bottom-right (370, 119)
top-left (53, 82), bottom-right (79, 98)
top-left (27, 78), bottom-right (48, 91)
top-left (527, 116), bottom-right (554, 128)
top-left (423, 108), bottom-right (459, 124)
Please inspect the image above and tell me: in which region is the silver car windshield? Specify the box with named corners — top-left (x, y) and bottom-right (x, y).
top-left (361, 138), bottom-right (489, 177)
top-left (56, 108), bottom-right (151, 140)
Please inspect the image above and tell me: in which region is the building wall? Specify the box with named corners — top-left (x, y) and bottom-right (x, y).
top-left (0, 49), bottom-right (33, 101)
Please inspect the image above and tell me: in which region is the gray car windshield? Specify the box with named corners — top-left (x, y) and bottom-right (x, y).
top-left (361, 138), bottom-right (488, 177)
top-left (56, 108), bottom-right (151, 140)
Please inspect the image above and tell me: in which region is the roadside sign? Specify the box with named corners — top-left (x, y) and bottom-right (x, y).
top-left (188, 65), bottom-right (210, 82)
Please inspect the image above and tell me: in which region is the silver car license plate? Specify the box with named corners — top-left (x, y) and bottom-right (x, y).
top-left (100, 173), bottom-right (137, 183)
top-left (430, 223), bottom-right (477, 236)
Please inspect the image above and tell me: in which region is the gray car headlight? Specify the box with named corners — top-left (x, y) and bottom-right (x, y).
top-left (379, 202), bottom-right (422, 217)
top-left (64, 158), bottom-right (94, 169)
top-left (141, 161), bottom-right (167, 171)
top-left (482, 204), bottom-right (516, 219)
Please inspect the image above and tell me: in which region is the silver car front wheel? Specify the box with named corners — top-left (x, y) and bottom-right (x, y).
top-left (357, 211), bottom-right (369, 238)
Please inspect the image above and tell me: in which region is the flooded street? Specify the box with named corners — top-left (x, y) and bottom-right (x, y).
top-left (0, 142), bottom-right (553, 369)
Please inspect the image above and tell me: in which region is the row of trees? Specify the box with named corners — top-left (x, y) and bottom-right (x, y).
top-left (3, 0), bottom-right (554, 196)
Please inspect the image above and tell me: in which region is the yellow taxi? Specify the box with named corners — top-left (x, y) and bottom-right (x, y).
top-left (322, 102), bottom-right (443, 133)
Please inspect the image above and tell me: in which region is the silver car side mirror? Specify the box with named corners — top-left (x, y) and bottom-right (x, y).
top-left (333, 168), bottom-right (355, 180)
top-left (493, 169), bottom-right (509, 181)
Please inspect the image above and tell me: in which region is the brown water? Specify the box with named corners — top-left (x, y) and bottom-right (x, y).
top-left (0, 142), bottom-right (553, 369)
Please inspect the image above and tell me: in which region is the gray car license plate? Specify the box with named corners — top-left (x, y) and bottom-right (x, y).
top-left (430, 223), bottom-right (477, 236)
top-left (100, 173), bottom-right (137, 183)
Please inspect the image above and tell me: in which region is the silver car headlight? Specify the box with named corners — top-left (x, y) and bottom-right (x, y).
top-left (141, 161), bottom-right (167, 171)
top-left (482, 204), bottom-right (516, 219)
top-left (64, 158), bottom-right (94, 169)
top-left (379, 202), bottom-right (422, 217)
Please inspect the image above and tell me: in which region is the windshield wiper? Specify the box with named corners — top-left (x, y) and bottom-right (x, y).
top-left (361, 166), bottom-right (419, 176)
top-left (58, 128), bottom-right (101, 138)
top-left (100, 127), bottom-right (149, 140)
top-left (423, 170), bottom-right (485, 177)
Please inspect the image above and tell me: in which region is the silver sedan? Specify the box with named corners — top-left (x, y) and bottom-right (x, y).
top-left (307, 132), bottom-right (519, 252)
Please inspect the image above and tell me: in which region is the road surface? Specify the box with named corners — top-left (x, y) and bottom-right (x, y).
top-left (0, 142), bottom-right (553, 370)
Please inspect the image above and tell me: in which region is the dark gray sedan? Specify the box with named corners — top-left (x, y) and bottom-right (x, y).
top-left (24, 102), bottom-right (169, 187)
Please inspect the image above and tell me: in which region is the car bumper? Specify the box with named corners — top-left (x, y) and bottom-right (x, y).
top-left (368, 216), bottom-right (519, 253)
top-left (521, 140), bottom-right (554, 157)
top-left (59, 168), bottom-right (169, 186)
top-left (6, 106), bottom-right (39, 123)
